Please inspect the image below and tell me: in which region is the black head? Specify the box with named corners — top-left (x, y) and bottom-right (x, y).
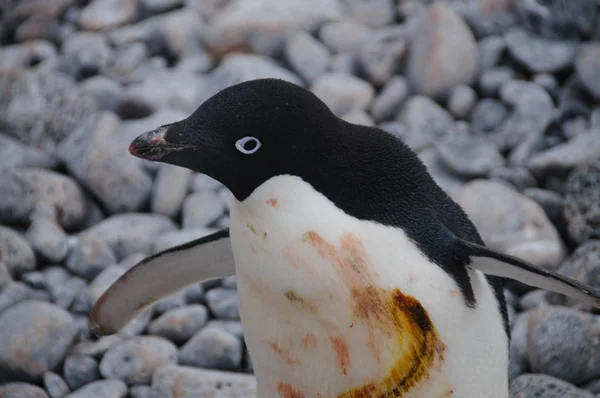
top-left (129, 78), bottom-right (340, 201)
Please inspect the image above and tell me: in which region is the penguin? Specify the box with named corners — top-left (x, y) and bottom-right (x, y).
top-left (90, 78), bottom-right (600, 398)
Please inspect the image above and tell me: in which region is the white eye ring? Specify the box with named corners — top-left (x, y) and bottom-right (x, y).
top-left (235, 136), bottom-right (261, 154)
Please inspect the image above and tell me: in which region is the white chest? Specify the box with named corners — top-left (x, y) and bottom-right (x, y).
top-left (229, 176), bottom-right (509, 398)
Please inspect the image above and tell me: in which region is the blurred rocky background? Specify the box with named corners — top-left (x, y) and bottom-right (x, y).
top-left (1, 0), bottom-right (600, 397)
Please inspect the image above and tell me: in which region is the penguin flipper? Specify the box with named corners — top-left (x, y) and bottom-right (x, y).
top-left (456, 237), bottom-right (600, 308)
top-left (89, 229), bottom-right (234, 336)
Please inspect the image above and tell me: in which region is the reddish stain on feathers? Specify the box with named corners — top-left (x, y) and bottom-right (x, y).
top-left (330, 336), bottom-right (350, 375)
top-left (301, 333), bottom-right (318, 349)
top-left (266, 198), bottom-right (279, 207)
top-left (267, 342), bottom-right (300, 365)
top-left (277, 383), bottom-right (306, 398)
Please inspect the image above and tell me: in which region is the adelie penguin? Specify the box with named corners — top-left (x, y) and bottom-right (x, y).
top-left (90, 79), bottom-right (600, 397)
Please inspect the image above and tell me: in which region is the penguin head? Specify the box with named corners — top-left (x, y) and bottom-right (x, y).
top-left (129, 78), bottom-right (339, 201)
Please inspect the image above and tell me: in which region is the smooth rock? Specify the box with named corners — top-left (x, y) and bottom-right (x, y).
top-left (151, 164), bottom-right (192, 218)
top-left (309, 72), bottom-right (374, 116)
top-left (575, 43), bottom-right (600, 100)
top-left (182, 192), bottom-right (225, 229)
top-left (175, 52), bottom-right (214, 75)
top-left (42, 267), bottom-right (70, 298)
top-left (151, 365), bottom-right (257, 397)
top-left (0, 226), bottom-right (36, 277)
top-left (65, 380), bottom-right (127, 398)
top-left (78, 213), bottom-right (176, 259)
top-left (447, 84), bottom-right (476, 119)
top-left (148, 305), bottom-right (209, 343)
top-left (341, 110), bottom-right (375, 126)
top-left (0, 168), bottom-right (88, 230)
top-left (516, 0), bottom-right (596, 39)
top-left (345, 0), bottom-right (394, 28)
top-left (0, 41), bottom-right (57, 71)
top-left (358, 26), bottom-right (408, 86)
top-left (407, 4), bottom-right (478, 97)
top-left (318, 19), bottom-right (372, 53)
top-left (505, 28), bottom-right (577, 73)
top-left (206, 288), bottom-right (239, 320)
top-left (152, 292), bottom-right (187, 316)
top-left (71, 335), bottom-right (122, 357)
top-left (0, 134), bottom-right (54, 169)
top-left (56, 112), bottom-right (152, 215)
top-left (61, 32), bottom-right (111, 79)
top-left (284, 32), bottom-right (330, 85)
top-left (43, 371), bottom-right (70, 398)
top-left (100, 336), bottom-right (178, 384)
top-left (78, 0), bottom-right (137, 31)
top-left (53, 277), bottom-right (87, 310)
top-left (519, 290), bottom-right (550, 311)
top-left (66, 237), bottom-right (117, 281)
top-left (457, 180), bottom-right (565, 269)
top-left (71, 287), bottom-right (92, 315)
top-left (528, 132), bottom-right (600, 178)
top-left (0, 383), bottom-right (49, 398)
top-left (152, 228), bottom-right (216, 254)
top-left (106, 42), bottom-right (148, 80)
top-left (511, 373), bottom-right (594, 397)
top-left (0, 70), bottom-right (98, 152)
top-left (397, 96), bottom-right (453, 151)
top-left (470, 98), bottom-right (508, 133)
top-left (532, 73), bottom-right (559, 98)
top-left (89, 265), bottom-right (126, 304)
top-left (527, 306), bottom-right (600, 384)
top-left (327, 52), bottom-right (357, 75)
top-left (508, 312), bottom-right (529, 380)
top-left (63, 355), bottom-right (100, 391)
top-left (183, 283), bottom-right (205, 304)
top-left (478, 66), bottom-right (514, 97)
top-left (564, 162), bottom-right (600, 244)
top-left (179, 322), bottom-right (242, 370)
top-left (0, 301), bottom-right (76, 382)
top-left (437, 135), bottom-right (504, 177)
top-left (141, 0), bottom-right (182, 14)
top-left (523, 188), bottom-right (564, 228)
top-left (203, 0), bottom-right (343, 55)
top-left (80, 76), bottom-right (122, 113)
top-left (129, 385), bottom-right (152, 398)
top-left (0, 282), bottom-right (34, 314)
top-left (369, 76), bottom-right (409, 122)
top-left (25, 219), bottom-right (68, 263)
top-left (477, 35), bottom-right (506, 70)
top-left (0, 262), bottom-right (13, 289)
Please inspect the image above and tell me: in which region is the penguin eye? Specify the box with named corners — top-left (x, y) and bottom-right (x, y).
top-left (235, 136), bottom-right (261, 154)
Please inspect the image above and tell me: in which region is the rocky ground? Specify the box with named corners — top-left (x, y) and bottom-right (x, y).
top-left (0, 0), bottom-right (600, 397)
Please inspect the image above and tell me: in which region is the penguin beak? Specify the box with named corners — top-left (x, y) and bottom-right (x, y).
top-left (129, 124), bottom-right (195, 161)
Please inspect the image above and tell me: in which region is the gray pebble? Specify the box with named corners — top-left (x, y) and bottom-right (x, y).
top-left (0, 134), bottom-right (54, 169)
top-left (183, 284), bottom-right (204, 304)
top-left (63, 355), bottom-right (100, 391)
top-left (118, 307), bottom-right (154, 339)
top-left (71, 335), bottom-right (122, 357)
top-left (217, 187), bottom-right (234, 212)
top-left (284, 31), bottom-right (330, 85)
top-left (71, 285), bottom-right (91, 314)
top-left (345, 0), bottom-right (394, 28)
top-left (54, 277), bottom-right (87, 310)
top-left (89, 265), bottom-right (126, 304)
top-left (575, 43), bottom-right (600, 101)
top-left (78, 0), bottom-right (137, 30)
top-left (0, 226), bottom-right (36, 277)
top-left (25, 219), bottom-right (68, 264)
top-left (378, 122), bottom-right (407, 141)
top-left (327, 52), bottom-right (357, 75)
top-left (477, 35), bottom-right (506, 70)
top-left (527, 306), bottom-right (600, 384)
top-left (78, 213), bottom-right (177, 259)
top-left (0, 282), bottom-right (34, 314)
top-left (457, 180), bottom-right (565, 270)
top-left (141, 0), bottom-right (182, 14)
top-left (0, 40), bottom-right (57, 71)
top-left (506, 28), bottom-right (578, 72)
top-left (66, 238), bottom-right (117, 281)
top-left (509, 312), bottom-right (529, 380)
top-left (65, 380), bottom-right (127, 398)
top-left (510, 373), bottom-right (594, 397)
top-left (564, 162), bottom-right (600, 244)
top-left (532, 73), bottom-right (559, 98)
top-left (175, 52), bottom-right (214, 75)
top-left (209, 320), bottom-right (245, 339)
top-left (80, 76), bottom-right (122, 112)
top-left (489, 167), bottom-right (537, 192)
top-left (148, 304), bottom-right (209, 343)
top-left (151, 365), bottom-right (256, 397)
top-left (478, 66), bottom-right (514, 97)
top-left (358, 26), bottom-right (408, 86)
top-left (129, 385), bottom-right (153, 398)
top-left (151, 164), bottom-right (192, 218)
top-left (516, 0), bottom-right (596, 39)
top-left (60, 32), bottom-right (111, 79)
top-left (582, 378), bottom-right (600, 394)
top-left (179, 322), bottom-right (243, 370)
top-left (44, 371), bottom-right (71, 398)
top-left (152, 229), bottom-right (217, 254)
top-left (221, 275), bottom-right (237, 290)
top-left (407, 4), bottom-right (478, 97)
top-left (153, 292), bottom-right (187, 315)
top-left (73, 316), bottom-right (91, 341)
top-left (341, 110), bottom-right (375, 126)
top-left (56, 112), bottom-right (152, 215)
top-left (437, 135), bottom-right (504, 178)
top-left (528, 132), bottom-right (600, 178)
top-left (369, 76), bottom-right (409, 122)
top-left (190, 174), bottom-right (223, 193)
top-left (523, 188), bottom-right (564, 228)
top-left (42, 267), bottom-right (71, 298)
top-left (319, 19), bottom-right (372, 53)
top-left (0, 383), bottom-right (49, 398)
top-left (107, 42), bottom-right (149, 80)
top-left (447, 84), bottom-right (476, 120)
top-left (311, 72), bottom-right (374, 116)
top-left (99, 336), bottom-right (178, 384)
top-left (0, 301), bottom-right (76, 382)
top-left (206, 287), bottom-right (240, 320)
top-left (0, 261), bottom-right (14, 289)
top-left (519, 290), bottom-right (550, 311)
top-left (397, 96), bottom-right (453, 152)
top-left (470, 98), bottom-right (508, 133)
top-left (182, 192), bottom-right (225, 230)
